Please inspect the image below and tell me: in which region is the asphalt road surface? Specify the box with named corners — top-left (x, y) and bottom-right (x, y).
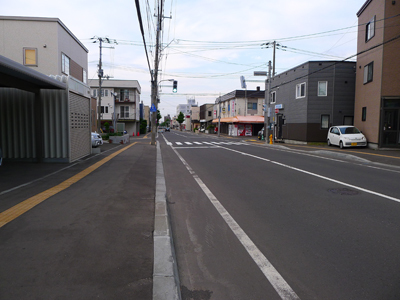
top-left (160, 131), bottom-right (400, 300)
top-left (0, 142), bottom-right (155, 299)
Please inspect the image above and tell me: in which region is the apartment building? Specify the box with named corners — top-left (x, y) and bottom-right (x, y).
top-left (355, 0), bottom-right (400, 148)
top-left (89, 80), bottom-right (141, 135)
top-left (269, 61), bottom-right (356, 143)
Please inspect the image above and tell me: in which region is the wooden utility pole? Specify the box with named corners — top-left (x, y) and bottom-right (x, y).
top-left (151, 2), bottom-right (163, 145)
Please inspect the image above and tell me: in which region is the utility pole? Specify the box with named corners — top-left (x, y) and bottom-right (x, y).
top-left (98, 38), bottom-right (103, 133)
top-left (272, 41), bottom-right (276, 77)
top-left (266, 61), bottom-right (272, 144)
top-left (91, 36), bottom-right (117, 133)
top-left (150, 2), bottom-right (163, 146)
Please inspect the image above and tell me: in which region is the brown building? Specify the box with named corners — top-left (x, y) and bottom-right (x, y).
top-left (355, 0), bottom-right (400, 148)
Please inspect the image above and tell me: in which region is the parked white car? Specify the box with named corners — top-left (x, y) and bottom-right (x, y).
top-left (327, 126), bottom-right (367, 149)
top-left (91, 132), bottom-right (103, 147)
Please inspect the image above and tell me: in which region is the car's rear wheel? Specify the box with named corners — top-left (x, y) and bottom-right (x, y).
top-left (339, 141), bottom-right (344, 149)
top-left (327, 139), bottom-right (331, 146)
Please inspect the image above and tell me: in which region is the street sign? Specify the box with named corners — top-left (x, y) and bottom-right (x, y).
top-left (150, 104), bottom-right (157, 113)
top-left (275, 109), bottom-right (279, 113)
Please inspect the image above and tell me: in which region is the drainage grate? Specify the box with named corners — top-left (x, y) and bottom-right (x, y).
top-left (328, 188), bottom-right (359, 195)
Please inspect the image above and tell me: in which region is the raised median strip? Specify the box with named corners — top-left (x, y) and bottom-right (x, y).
top-left (153, 143), bottom-right (181, 300)
top-left (0, 143), bottom-right (136, 228)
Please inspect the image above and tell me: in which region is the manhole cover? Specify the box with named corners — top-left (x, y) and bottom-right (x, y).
top-left (328, 188), bottom-right (359, 195)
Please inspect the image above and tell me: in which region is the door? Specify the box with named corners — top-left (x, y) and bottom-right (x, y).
top-left (276, 114), bottom-right (283, 139)
top-left (382, 109), bottom-right (400, 147)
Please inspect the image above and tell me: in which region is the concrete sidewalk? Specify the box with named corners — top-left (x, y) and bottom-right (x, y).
top-left (0, 137), bottom-right (181, 300)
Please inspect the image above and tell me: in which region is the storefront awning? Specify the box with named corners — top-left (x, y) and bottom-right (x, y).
top-left (212, 115), bottom-right (264, 124)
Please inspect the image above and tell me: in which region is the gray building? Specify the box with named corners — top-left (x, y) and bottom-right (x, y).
top-left (269, 61), bottom-right (356, 143)
top-left (0, 16), bottom-right (92, 163)
top-left (0, 16), bottom-right (88, 84)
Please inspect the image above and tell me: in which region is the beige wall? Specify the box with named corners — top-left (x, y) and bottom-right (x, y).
top-left (0, 17), bottom-right (88, 82)
top-left (354, 0), bottom-right (385, 144)
top-left (0, 19), bottom-right (59, 75)
top-left (382, 1), bottom-right (400, 96)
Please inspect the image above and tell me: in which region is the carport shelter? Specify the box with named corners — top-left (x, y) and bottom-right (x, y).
top-left (0, 55), bottom-right (91, 163)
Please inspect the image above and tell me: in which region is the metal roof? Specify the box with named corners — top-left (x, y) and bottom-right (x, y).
top-left (0, 55), bottom-right (66, 92)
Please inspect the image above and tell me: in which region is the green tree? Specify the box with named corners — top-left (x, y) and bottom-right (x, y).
top-left (157, 110), bottom-right (162, 126)
top-left (140, 119), bottom-right (147, 134)
top-left (176, 112), bottom-right (185, 131)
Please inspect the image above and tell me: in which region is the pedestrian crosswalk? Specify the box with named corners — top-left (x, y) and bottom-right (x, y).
top-left (170, 141), bottom-right (247, 147)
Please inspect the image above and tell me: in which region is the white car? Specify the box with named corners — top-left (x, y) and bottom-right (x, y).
top-left (327, 126), bottom-right (367, 149)
top-left (91, 132), bottom-right (103, 147)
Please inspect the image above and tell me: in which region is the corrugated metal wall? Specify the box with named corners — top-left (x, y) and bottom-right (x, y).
top-left (41, 89), bottom-right (69, 161)
top-left (0, 88), bottom-right (36, 160)
top-left (69, 91), bottom-right (90, 162)
top-left (0, 80), bottom-right (91, 163)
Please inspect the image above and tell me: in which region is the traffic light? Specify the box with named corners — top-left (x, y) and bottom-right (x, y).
top-left (172, 81), bottom-right (178, 93)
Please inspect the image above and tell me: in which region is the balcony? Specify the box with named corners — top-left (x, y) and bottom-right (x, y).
top-left (115, 98), bottom-right (135, 103)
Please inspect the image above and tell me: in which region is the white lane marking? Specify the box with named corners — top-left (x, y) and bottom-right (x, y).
top-left (176, 142), bottom-right (183, 145)
top-left (194, 142), bottom-right (202, 145)
top-left (221, 146), bottom-right (400, 204)
top-left (171, 147), bottom-right (300, 300)
top-left (184, 142), bottom-right (193, 145)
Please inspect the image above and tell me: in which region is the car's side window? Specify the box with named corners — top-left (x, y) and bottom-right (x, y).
top-left (333, 128), bottom-right (339, 135)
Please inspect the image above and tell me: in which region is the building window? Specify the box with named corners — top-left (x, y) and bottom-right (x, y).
top-left (93, 89), bottom-right (97, 97)
top-left (318, 81), bottom-right (328, 97)
top-left (208, 111), bottom-right (212, 117)
top-left (362, 107), bottom-right (367, 121)
top-left (120, 89), bottom-right (130, 101)
top-left (363, 62), bottom-right (373, 84)
top-left (61, 53), bottom-right (70, 75)
top-left (247, 102), bottom-right (257, 110)
top-left (120, 106), bottom-right (130, 118)
top-left (321, 115), bottom-right (330, 129)
top-left (366, 16), bottom-right (375, 42)
top-left (271, 91), bottom-right (276, 104)
top-left (296, 82), bottom-right (306, 98)
top-left (23, 48), bottom-right (37, 66)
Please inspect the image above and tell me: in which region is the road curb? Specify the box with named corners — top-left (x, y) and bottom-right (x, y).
top-left (153, 143), bottom-right (181, 300)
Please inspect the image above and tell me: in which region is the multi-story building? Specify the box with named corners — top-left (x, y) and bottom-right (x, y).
top-left (269, 61), bottom-right (356, 143)
top-left (89, 80), bottom-right (141, 135)
top-left (213, 88), bottom-right (265, 136)
top-left (200, 104), bottom-right (214, 132)
top-left (0, 16), bottom-right (92, 163)
top-left (355, 0), bottom-right (400, 148)
top-left (177, 98), bottom-right (197, 117)
top-left (190, 106), bottom-right (200, 131)
top-left (0, 16), bottom-right (88, 84)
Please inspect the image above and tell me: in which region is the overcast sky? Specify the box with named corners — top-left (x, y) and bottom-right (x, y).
top-left (2, 0), bottom-right (367, 118)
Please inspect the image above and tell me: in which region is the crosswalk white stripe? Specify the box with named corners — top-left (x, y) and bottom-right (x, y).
top-left (173, 141), bottom-right (247, 146)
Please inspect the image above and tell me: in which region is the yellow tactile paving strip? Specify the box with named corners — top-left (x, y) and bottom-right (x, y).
top-left (0, 143), bottom-right (136, 228)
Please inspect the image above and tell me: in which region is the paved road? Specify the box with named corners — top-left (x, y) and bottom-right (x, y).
top-left (160, 131), bottom-right (400, 300)
top-left (0, 141), bottom-right (155, 299)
